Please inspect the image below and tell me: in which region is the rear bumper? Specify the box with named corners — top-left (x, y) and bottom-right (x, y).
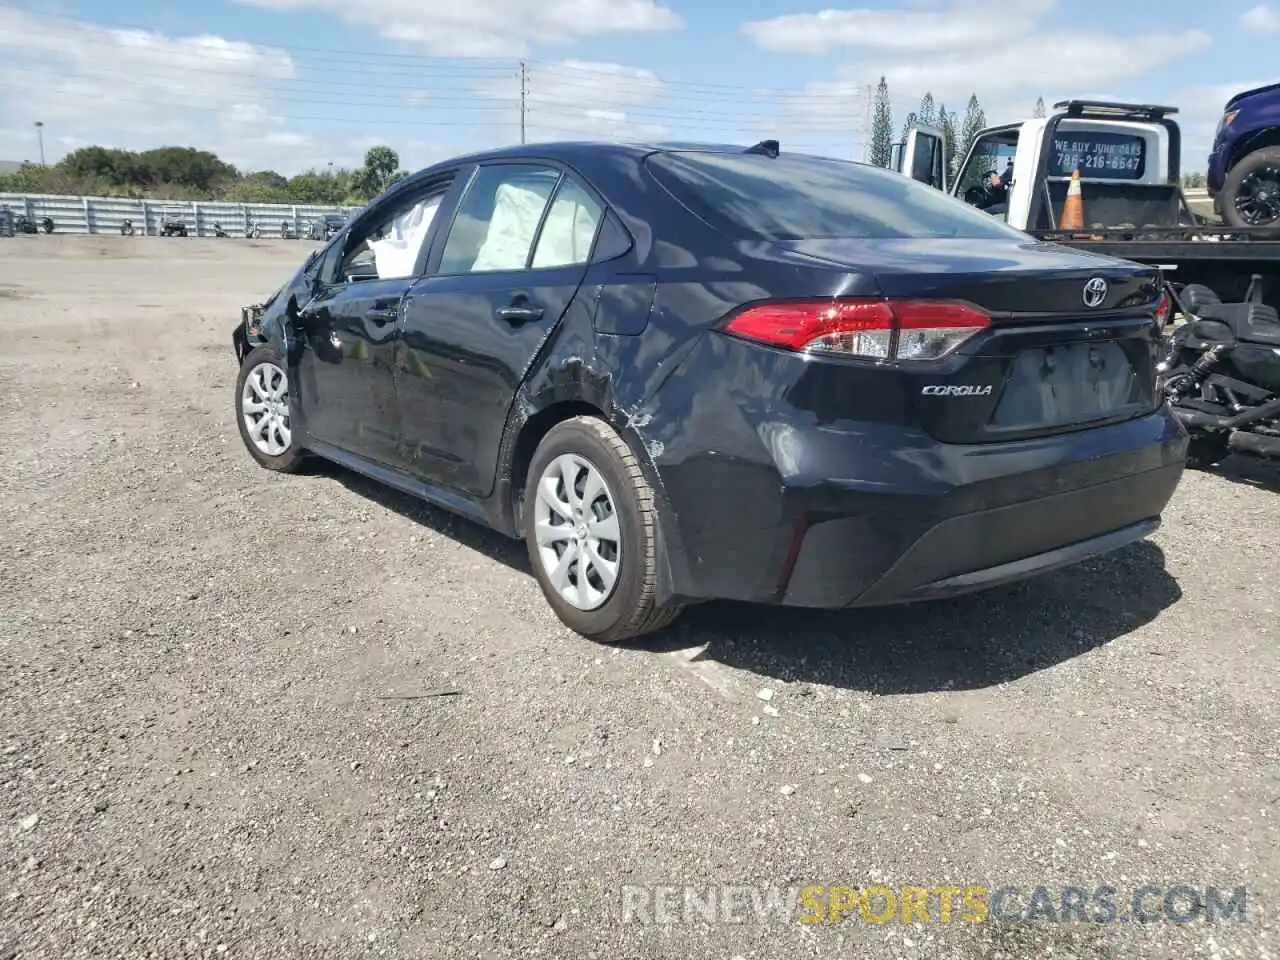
top-left (786, 468), bottom-right (1176, 608)
top-left (654, 405), bottom-right (1187, 609)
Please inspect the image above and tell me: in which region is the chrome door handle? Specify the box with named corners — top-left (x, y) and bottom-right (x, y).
top-left (495, 303), bottom-right (544, 324)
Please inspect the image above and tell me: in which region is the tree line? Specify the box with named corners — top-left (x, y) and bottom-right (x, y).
top-left (0, 144), bottom-right (409, 204)
top-left (868, 79), bottom-right (1041, 176)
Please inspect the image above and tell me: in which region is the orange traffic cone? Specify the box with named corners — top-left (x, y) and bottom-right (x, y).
top-left (1059, 168), bottom-right (1084, 231)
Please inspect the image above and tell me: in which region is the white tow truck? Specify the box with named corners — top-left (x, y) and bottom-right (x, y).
top-left (891, 99), bottom-right (1280, 309)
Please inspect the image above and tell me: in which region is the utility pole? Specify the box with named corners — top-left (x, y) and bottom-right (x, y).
top-left (34, 121), bottom-right (45, 166)
top-left (519, 61), bottom-right (527, 145)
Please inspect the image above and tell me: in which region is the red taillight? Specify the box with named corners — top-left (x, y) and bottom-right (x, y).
top-left (722, 298), bottom-right (990, 361)
top-left (1154, 288), bottom-right (1172, 325)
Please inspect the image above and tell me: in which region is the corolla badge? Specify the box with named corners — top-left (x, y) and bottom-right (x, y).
top-left (921, 384), bottom-right (993, 396)
top-left (1082, 276), bottom-right (1109, 308)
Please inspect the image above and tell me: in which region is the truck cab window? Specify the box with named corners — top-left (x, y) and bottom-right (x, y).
top-left (957, 131), bottom-right (1019, 214)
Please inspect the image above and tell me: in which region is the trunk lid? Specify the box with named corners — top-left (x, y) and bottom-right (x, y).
top-left (773, 237), bottom-right (1163, 444)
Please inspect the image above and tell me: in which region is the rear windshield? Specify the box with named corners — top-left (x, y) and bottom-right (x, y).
top-left (1049, 132), bottom-right (1146, 180)
top-left (645, 151), bottom-right (1030, 242)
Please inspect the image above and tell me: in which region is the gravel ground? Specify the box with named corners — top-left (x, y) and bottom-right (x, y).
top-left (2, 235), bottom-right (1279, 960)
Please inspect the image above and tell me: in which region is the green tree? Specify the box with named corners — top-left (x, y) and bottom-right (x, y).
top-left (285, 170), bottom-right (345, 204)
top-left (244, 170), bottom-right (289, 191)
top-left (958, 94), bottom-right (987, 172)
top-left (939, 104), bottom-right (959, 176)
top-left (59, 146), bottom-right (145, 186)
top-left (917, 92), bottom-right (936, 127)
top-left (351, 146), bottom-right (406, 200)
top-left (869, 76), bottom-right (893, 168)
top-left (900, 111), bottom-right (919, 144)
top-left (136, 146), bottom-right (238, 191)
top-left (1033, 96), bottom-right (1046, 118)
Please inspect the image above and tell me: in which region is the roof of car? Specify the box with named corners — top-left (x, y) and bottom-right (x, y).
top-left (433, 139), bottom-right (757, 167)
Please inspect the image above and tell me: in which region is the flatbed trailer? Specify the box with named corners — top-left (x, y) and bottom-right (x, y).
top-left (1040, 226), bottom-right (1280, 308)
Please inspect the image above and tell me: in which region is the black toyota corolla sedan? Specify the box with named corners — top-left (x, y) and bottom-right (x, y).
top-left (231, 139), bottom-right (1187, 642)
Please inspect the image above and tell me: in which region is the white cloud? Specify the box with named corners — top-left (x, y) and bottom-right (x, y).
top-left (749, 0), bottom-right (1212, 160)
top-left (742, 0), bottom-right (1054, 55)
top-left (474, 60), bottom-right (671, 141)
top-left (0, 6), bottom-right (323, 171)
top-left (1240, 5), bottom-right (1280, 32)
top-left (1170, 81), bottom-right (1271, 163)
top-left (235, 0), bottom-right (682, 58)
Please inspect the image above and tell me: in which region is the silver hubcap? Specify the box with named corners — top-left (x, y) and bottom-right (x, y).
top-left (241, 361), bottom-right (291, 456)
top-left (533, 453), bottom-right (621, 611)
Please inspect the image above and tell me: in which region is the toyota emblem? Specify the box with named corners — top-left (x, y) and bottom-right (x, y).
top-left (1082, 277), bottom-right (1109, 308)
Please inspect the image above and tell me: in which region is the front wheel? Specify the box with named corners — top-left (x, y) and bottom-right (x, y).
top-left (234, 344), bottom-right (304, 472)
top-left (524, 416), bottom-right (682, 643)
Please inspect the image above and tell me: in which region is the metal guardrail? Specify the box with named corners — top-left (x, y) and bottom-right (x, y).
top-left (0, 193), bottom-right (363, 237)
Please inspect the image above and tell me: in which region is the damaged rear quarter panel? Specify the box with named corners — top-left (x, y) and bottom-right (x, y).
top-left (501, 269), bottom-right (795, 603)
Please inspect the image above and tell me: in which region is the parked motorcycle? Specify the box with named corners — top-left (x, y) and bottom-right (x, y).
top-left (245, 219), bottom-right (263, 239)
top-left (1159, 274), bottom-right (1280, 467)
top-left (120, 218), bottom-right (135, 236)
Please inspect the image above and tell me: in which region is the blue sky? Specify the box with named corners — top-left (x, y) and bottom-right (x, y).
top-left (0, 0), bottom-right (1274, 175)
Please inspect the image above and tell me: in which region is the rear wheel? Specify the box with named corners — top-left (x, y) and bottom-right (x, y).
top-left (235, 344), bottom-right (304, 472)
top-left (1222, 146), bottom-right (1280, 228)
top-left (524, 416), bottom-right (682, 643)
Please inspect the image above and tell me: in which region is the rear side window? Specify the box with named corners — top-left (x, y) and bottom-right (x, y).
top-left (438, 163), bottom-right (560, 274)
top-left (646, 152), bottom-right (1029, 241)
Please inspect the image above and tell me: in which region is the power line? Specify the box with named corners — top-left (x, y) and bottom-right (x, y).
top-left (4, 7), bottom-right (868, 160)
top-left (0, 83), bottom-right (861, 135)
top-left (10, 53), bottom-right (866, 107)
top-left (11, 6), bottom-right (868, 101)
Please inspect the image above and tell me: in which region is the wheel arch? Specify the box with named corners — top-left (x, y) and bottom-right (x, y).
top-left (1227, 127), bottom-right (1280, 173)
top-left (491, 381), bottom-right (692, 606)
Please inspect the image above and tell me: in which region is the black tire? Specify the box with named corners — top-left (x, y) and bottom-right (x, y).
top-left (1221, 145), bottom-right (1280, 229)
top-left (524, 416), bottom-right (682, 643)
top-left (234, 343), bottom-right (305, 473)
top-left (1185, 435), bottom-right (1230, 469)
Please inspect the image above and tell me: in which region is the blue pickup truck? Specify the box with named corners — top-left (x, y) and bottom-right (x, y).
top-left (1208, 82), bottom-right (1280, 229)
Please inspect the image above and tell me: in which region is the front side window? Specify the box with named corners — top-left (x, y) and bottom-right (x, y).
top-left (438, 164), bottom-right (561, 274)
top-left (336, 186), bottom-right (447, 282)
top-left (646, 150), bottom-right (1028, 241)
